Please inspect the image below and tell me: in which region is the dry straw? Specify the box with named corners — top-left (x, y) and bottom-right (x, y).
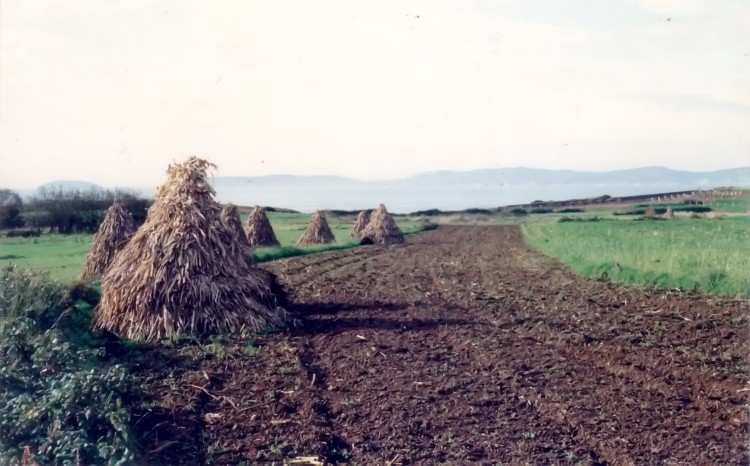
top-left (350, 209), bottom-right (371, 238)
top-left (360, 203), bottom-right (405, 245)
top-left (297, 210), bottom-right (336, 247)
top-left (79, 202), bottom-right (135, 281)
top-left (244, 206), bottom-right (280, 248)
top-left (221, 203), bottom-right (251, 250)
top-left (93, 156), bottom-right (288, 341)
top-left (665, 207), bottom-right (675, 219)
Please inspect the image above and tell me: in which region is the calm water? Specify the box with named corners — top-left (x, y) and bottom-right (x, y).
top-left (212, 183), bottom-right (702, 213)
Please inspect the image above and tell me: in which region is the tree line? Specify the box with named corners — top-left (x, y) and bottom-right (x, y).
top-left (0, 186), bottom-right (151, 234)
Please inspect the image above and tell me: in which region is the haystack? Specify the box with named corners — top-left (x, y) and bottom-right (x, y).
top-left (665, 207), bottom-right (675, 219)
top-left (359, 204), bottom-right (405, 245)
top-left (297, 210), bottom-right (336, 247)
top-left (221, 203), bottom-right (251, 249)
top-left (79, 202), bottom-right (135, 281)
top-left (244, 206), bottom-right (280, 248)
top-left (93, 156), bottom-right (288, 341)
top-left (350, 209), bottom-right (371, 238)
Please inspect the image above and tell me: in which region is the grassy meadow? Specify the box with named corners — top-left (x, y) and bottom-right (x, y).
top-left (523, 215), bottom-right (750, 298)
top-left (0, 212), bottom-right (428, 283)
top-left (2, 191), bottom-right (748, 296)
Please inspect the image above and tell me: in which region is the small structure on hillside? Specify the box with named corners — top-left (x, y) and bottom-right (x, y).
top-left (359, 204), bottom-right (405, 245)
top-left (79, 202), bottom-right (135, 281)
top-left (93, 157), bottom-right (288, 341)
top-left (298, 210), bottom-right (336, 247)
top-left (244, 206), bottom-right (280, 248)
top-left (350, 209), bottom-right (371, 238)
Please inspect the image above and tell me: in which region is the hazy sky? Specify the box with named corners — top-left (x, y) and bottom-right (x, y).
top-left (1, 0), bottom-right (748, 189)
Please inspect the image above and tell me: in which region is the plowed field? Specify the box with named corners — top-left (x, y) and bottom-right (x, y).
top-left (135, 225), bottom-right (749, 465)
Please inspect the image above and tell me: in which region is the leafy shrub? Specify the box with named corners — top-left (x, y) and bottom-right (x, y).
top-left (615, 205), bottom-right (713, 216)
top-left (510, 208), bottom-right (528, 216)
top-left (5, 229), bottom-right (41, 238)
top-left (0, 266), bottom-right (136, 465)
top-left (675, 206), bottom-right (712, 213)
top-left (410, 209), bottom-right (443, 217)
top-left (324, 209), bottom-right (366, 216)
top-left (556, 208), bottom-right (585, 213)
top-left (558, 216), bottom-right (602, 223)
top-left (418, 221), bottom-right (439, 231)
top-left (463, 208), bottom-right (493, 215)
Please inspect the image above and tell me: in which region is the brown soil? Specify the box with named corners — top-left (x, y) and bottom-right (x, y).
top-left (133, 225), bottom-right (750, 465)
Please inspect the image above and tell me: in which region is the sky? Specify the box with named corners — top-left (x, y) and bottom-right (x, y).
top-left (1, 0), bottom-right (748, 189)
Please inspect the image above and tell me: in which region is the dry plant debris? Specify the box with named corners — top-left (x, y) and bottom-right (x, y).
top-left (93, 156), bottom-right (288, 341)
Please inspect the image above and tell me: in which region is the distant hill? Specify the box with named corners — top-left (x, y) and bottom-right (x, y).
top-left (12, 166), bottom-right (750, 212)
top-left (403, 166), bottom-right (750, 186)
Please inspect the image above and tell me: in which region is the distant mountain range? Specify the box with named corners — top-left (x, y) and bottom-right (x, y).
top-left (15, 166), bottom-right (750, 212)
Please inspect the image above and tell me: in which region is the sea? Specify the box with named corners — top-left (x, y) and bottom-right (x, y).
top-left (211, 182), bottom-right (704, 213)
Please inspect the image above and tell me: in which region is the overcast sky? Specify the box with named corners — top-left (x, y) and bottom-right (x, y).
top-left (1, 0), bottom-right (748, 189)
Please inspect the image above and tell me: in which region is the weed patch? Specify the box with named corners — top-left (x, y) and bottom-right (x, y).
top-left (0, 266), bottom-right (136, 464)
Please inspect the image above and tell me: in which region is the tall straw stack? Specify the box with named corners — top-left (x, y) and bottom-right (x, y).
top-left (360, 204), bottom-right (405, 245)
top-left (297, 210), bottom-right (336, 247)
top-left (350, 209), bottom-right (371, 238)
top-left (244, 206), bottom-right (280, 248)
top-left (221, 203), bottom-right (251, 249)
top-left (93, 156), bottom-right (288, 341)
top-left (79, 202), bottom-right (135, 281)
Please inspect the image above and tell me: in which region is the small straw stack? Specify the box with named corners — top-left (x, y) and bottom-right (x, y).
top-left (221, 203), bottom-right (251, 249)
top-left (244, 206), bottom-right (280, 248)
top-left (79, 202), bottom-right (135, 281)
top-left (350, 209), bottom-right (371, 238)
top-left (297, 210), bottom-right (336, 247)
top-left (359, 204), bottom-right (405, 245)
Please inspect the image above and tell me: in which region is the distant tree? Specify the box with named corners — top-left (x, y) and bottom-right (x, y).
top-left (25, 186), bottom-right (151, 234)
top-left (0, 189), bottom-right (25, 228)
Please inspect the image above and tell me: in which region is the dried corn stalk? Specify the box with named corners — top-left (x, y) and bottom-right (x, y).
top-left (297, 210), bottom-right (336, 247)
top-left (360, 203), bottom-right (405, 245)
top-left (221, 203), bottom-right (252, 250)
top-left (350, 209), bottom-right (371, 238)
top-left (79, 202), bottom-right (135, 281)
top-left (93, 156), bottom-right (288, 341)
top-left (244, 206), bottom-right (280, 248)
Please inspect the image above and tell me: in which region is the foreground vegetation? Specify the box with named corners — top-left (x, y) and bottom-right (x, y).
top-left (0, 267), bottom-right (135, 464)
top-left (0, 213), bottom-right (431, 282)
top-left (523, 216), bottom-right (750, 297)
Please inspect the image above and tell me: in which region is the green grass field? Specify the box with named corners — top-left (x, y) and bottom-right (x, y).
top-left (523, 216), bottom-right (750, 297)
top-left (0, 213), bottom-right (428, 283)
top-left (708, 197), bottom-right (750, 213)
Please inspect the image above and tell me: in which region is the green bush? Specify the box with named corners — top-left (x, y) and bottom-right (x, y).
top-left (558, 216), bottom-right (602, 223)
top-left (615, 205), bottom-right (713, 216)
top-left (0, 266), bottom-right (135, 465)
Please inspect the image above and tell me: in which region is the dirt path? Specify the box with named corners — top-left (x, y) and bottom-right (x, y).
top-left (138, 225), bottom-right (749, 465)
